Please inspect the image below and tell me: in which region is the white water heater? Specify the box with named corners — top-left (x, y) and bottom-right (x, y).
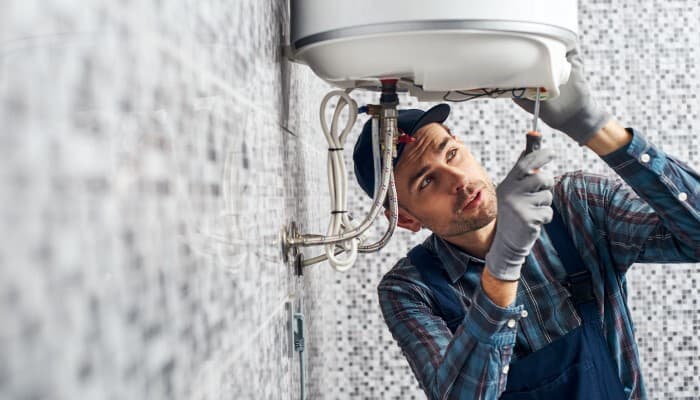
top-left (290, 0), bottom-right (578, 100)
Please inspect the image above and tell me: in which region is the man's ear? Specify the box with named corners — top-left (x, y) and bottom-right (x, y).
top-left (384, 206), bottom-right (422, 232)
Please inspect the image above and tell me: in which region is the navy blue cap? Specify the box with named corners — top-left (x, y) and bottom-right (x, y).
top-left (352, 103), bottom-right (451, 198)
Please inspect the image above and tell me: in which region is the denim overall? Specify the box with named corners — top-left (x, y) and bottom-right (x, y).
top-left (407, 208), bottom-right (627, 399)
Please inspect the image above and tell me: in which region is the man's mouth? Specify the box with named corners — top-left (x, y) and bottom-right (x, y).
top-left (460, 190), bottom-right (483, 213)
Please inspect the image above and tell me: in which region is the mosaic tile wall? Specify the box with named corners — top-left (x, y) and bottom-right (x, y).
top-left (304, 1), bottom-right (700, 399)
top-left (1, 1), bottom-right (333, 399)
top-left (2, 1), bottom-right (700, 400)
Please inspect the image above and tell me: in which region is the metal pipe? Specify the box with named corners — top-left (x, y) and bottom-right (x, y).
top-left (301, 171), bottom-right (398, 266)
top-left (358, 172), bottom-right (398, 252)
top-left (287, 107), bottom-right (397, 247)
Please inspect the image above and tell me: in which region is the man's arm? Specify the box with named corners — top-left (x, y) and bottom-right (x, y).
top-left (586, 120), bottom-right (700, 262)
top-left (584, 119), bottom-right (633, 156)
top-left (514, 46), bottom-right (699, 266)
top-left (554, 126), bottom-right (700, 272)
top-left (482, 268), bottom-right (517, 307)
top-left (595, 126), bottom-right (700, 267)
top-left (378, 270), bottom-right (524, 400)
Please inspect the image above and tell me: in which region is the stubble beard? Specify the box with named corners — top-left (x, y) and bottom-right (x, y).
top-left (438, 181), bottom-right (498, 238)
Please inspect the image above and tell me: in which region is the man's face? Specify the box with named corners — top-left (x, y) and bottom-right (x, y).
top-left (393, 123), bottom-right (497, 238)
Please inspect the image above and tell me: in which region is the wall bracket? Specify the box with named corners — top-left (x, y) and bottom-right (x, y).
top-left (280, 221), bottom-right (300, 264)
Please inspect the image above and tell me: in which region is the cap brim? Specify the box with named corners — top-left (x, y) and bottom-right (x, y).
top-left (409, 103), bottom-right (451, 136)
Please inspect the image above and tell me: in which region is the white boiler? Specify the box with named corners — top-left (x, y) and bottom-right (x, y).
top-left (290, 0), bottom-right (578, 100)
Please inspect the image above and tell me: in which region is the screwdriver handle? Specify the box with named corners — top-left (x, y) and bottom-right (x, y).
top-left (525, 131), bottom-right (542, 174)
top-left (525, 131), bottom-right (542, 155)
top-left (525, 87), bottom-right (543, 173)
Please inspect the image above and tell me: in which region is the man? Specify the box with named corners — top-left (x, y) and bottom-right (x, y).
top-left (352, 49), bottom-right (700, 399)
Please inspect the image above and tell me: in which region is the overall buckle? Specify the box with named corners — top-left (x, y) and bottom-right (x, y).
top-left (563, 270), bottom-right (596, 305)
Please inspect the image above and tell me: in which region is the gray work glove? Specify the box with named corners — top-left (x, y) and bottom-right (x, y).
top-left (514, 48), bottom-right (612, 146)
top-left (485, 149), bottom-right (555, 281)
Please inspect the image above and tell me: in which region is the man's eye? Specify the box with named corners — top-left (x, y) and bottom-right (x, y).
top-left (419, 176), bottom-right (432, 190)
top-left (447, 148), bottom-right (458, 160)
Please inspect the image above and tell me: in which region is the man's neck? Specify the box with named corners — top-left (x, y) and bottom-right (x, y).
top-left (441, 218), bottom-right (497, 259)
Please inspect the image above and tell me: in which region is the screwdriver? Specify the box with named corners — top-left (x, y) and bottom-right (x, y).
top-left (525, 87), bottom-right (542, 155)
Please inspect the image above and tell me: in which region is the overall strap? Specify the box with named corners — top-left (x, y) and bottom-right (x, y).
top-left (408, 245), bottom-right (464, 333)
top-left (408, 206), bottom-right (595, 334)
top-left (544, 208), bottom-right (596, 306)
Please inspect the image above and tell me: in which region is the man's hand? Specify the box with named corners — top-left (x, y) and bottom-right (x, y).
top-left (485, 149), bottom-right (555, 281)
top-left (514, 47), bottom-right (612, 146)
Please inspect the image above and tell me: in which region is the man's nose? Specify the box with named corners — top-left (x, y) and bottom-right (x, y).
top-left (442, 165), bottom-right (468, 194)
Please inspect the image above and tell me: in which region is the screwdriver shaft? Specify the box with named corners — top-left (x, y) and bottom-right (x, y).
top-left (533, 87), bottom-right (541, 133)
